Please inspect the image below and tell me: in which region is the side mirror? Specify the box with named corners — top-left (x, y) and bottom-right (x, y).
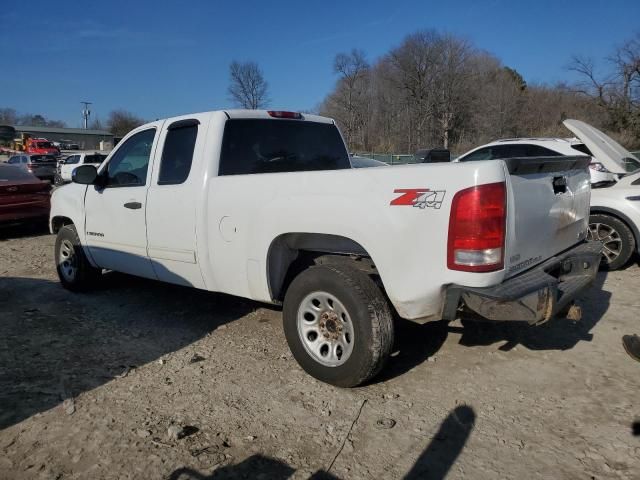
top-left (72, 164), bottom-right (98, 185)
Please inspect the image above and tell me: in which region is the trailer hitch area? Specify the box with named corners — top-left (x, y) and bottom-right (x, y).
top-left (564, 303), bottom-right (582, 322)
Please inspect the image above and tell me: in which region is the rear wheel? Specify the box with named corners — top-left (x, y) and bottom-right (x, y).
top-left (55, 224), bottom-right (101, 291)
top-left (283, 264), bottom-right (394, 387)
top-left (588, 214), bottom-right (635, 270)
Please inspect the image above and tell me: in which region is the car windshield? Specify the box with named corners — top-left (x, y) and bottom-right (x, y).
top-left (0, 165), bottom-right (37, 181)
top-left (36, 142), bottom-right (53, 148)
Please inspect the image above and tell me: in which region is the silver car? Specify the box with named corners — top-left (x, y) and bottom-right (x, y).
top-left (6, 154), bottom-right (58, 182)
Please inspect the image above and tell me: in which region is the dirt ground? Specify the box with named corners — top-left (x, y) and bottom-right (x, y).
top-left (1, 226), bottom-right (639, 480)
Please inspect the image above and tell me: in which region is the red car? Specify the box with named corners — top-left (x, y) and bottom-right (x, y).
top-left (0, 164), bottom-right (51, 224)
top-left (25, 137), bottom-right (60, 157)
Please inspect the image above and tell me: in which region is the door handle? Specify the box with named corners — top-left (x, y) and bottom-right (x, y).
top-left (123, 201), bottom-right (142, 210)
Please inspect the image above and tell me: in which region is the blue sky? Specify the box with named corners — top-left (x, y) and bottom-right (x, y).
top-left (1, 0), bottom-right (638, 127)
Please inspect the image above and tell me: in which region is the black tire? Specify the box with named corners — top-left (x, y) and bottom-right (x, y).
top-left (55, 224), bottom-right (101, 291)
top-left (588, 213), bottom-right (636, 271)
top-left (54, 173), bottom-right (64, 186)
top-left (283, 264), bottom-right (394, 387)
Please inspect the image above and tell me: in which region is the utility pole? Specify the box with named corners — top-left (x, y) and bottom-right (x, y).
top-left (81, 101), bottom-right (92, 129)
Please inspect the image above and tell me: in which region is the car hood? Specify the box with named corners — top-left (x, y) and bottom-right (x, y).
top-left (563, 119), bottom-right (640, 175)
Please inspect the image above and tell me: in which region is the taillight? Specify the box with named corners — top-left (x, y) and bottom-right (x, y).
top-left (447, 182), bottom-right (506, 272)
top-left (589, 162), bottom-right (608, 172)
top-left (267, 111), bottom-right (302, 119)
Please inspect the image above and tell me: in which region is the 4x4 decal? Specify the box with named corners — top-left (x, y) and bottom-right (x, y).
top-left (390, 189), bottom-right (446, 209)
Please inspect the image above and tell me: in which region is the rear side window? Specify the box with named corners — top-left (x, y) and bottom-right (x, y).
top-left (571, 143), bottom-right (593, 156)
top-left (84, 154), bottom-right (106, 164)
top-left (158, 120), bottom-right (198, 185)
top-left (219, 119), bottom-right (350, 175)
top-left (459, 147), bottom-right (493, 161)
top-left (525, 145), bottom-right (563, 157)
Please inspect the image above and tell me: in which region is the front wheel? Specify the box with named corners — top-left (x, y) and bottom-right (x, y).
top-left (55, 224), bottom-right (101, 291)
top-left (283, 264), bottom-right (394, 387)
top-left (588, 214), bottom-right (636, 270)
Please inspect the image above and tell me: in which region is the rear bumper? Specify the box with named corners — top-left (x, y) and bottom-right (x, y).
top-left (442, 241), bottom-right (602, 325)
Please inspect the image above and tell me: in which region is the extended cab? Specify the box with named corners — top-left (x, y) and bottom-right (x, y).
top-left (50, 110), bottom-right (601, 387)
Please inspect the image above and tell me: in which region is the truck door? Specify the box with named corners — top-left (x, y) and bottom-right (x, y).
top-left (145, 116), bottom-right (207, 288)
top-left (84, 124), bottom-right (163, 278)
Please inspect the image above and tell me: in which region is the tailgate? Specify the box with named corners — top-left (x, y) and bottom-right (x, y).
top-left (503, 156), bottom-right (592, 278)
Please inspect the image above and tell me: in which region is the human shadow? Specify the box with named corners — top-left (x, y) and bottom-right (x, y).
top-left (165, 405), bottom-right (475, 480)
top-left (0, 274), bottom-right (259, 430)
top-left (168, 455), bottom-right (295, 480)
top-left (404, 405), bottom-right (476, 479)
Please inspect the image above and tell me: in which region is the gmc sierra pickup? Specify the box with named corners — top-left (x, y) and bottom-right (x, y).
top-left (50, 110), bottom-right (601, 387)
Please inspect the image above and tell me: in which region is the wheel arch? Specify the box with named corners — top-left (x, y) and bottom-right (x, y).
top-left (266, 232), bottom-right (380, 302)
top-left (590, 206), bottom-right (639, 252)
top-left (50, 215), bottom-right (74, 234)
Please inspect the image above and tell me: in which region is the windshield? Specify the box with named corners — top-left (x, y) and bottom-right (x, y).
top-left (36, 142), bottom-right (53, 148)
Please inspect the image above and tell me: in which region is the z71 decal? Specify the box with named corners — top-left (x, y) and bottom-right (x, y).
top-left (390, 189), bottom-right (446, 209)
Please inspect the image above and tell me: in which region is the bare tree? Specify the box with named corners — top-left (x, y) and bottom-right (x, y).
top-left (321, 28), bottom-right (626, 154)
top-left (0, 108), bottom-right (18, 125)
top-left (569, 32), bottom-right (640, 137)
top-left (106, 109), bottom-right (145, 137)
top-left (331, 49), bottom-right (371, 148)
top-left (228, 61), bottom-right (270, 109)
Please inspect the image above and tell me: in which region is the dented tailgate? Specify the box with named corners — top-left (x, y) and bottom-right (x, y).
top-left (502, 156), bottom-right (592, 278)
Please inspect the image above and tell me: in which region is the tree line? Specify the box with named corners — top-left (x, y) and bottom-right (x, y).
top-left (319, 30), bottom-right (640, 154)
top-left (3, 30), bottom-right (637, 150)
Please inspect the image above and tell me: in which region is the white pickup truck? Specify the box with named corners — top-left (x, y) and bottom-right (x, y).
top-left (50, 110), bottom-right (601, 387)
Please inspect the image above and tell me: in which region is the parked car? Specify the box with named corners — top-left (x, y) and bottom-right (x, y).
top-left (414, 148), bottom-right (451, 163)
top-left (25, 137), bottom-right (61, 157)
top-left (454, 119), bottom-right (640, 185)
top-left (575, 122), bottom-right (640, 270)
top-left (6, 154), bottom-right (58, 182)
top-left (589, 172), bottom-right (640, 270)
top-left (350, 156), bottom-right (389, 168)
top-left (50, 109), bottom-right (600, 387)
top-left (55, 152), bottom-right (107, 185)
top-left (0, 164), bottom-right (50, 224)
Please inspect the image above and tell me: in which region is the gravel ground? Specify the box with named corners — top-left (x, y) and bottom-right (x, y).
top-left (1, 226), bottom-right (639, 480)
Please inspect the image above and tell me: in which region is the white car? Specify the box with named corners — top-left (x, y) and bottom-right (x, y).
top-left (50, 109), bottom-right (600, 387)
top-left (456, 120), bottom-right (640, 270)
top-left (455, 119), bottom-right (640, 185)
top-left (55, 152), bottom-right (107, 185)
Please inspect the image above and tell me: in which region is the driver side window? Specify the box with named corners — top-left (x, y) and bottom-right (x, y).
top-left (105, 129), bottom-right (156, 187)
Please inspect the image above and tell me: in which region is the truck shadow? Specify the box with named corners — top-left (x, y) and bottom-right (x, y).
top-left (0, 274), bottom-right (259, 431)
top-left (377, 271), bottom-right (610, 382)
top-left (454, 270), bottom-right (611, 351)
top-left (166, 405), bottom-right (475, 480)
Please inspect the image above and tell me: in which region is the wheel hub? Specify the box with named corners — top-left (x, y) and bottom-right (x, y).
top-left (320, 311), bottom-right (343, 340)
top-left (297, 291), bottom-right (355, 367)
